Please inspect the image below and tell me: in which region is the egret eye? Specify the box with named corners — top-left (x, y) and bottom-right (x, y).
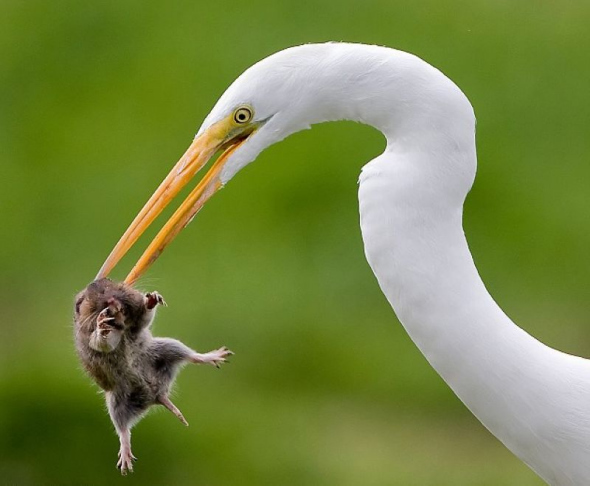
top-left (233, 106), bottom-right (253, 124)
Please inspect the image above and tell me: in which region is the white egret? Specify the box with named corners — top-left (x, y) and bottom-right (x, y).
top-left (97, 43), bottom-right (590, 485)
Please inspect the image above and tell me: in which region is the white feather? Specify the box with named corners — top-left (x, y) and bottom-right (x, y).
top-left (202, 42), bottom-right (590, 485)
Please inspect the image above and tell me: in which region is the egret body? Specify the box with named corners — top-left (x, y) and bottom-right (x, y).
top-left (98, 43), bottom-right (590, 485)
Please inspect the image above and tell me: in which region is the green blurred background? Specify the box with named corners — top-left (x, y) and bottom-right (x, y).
top-left (1, 0), bottom-right (589, 484)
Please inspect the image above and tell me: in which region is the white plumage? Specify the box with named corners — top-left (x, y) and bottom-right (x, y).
top-left (200, 43), bottom-right (590, 485)
top-left (100, 42), bottom-right (590, 485)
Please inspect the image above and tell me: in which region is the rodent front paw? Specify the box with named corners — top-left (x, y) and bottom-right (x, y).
top-left (145, 291), bottom-right (167, 310)
top-left (97, 308), bottom-right (115, 329)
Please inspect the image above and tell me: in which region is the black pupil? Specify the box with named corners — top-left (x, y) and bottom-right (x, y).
top-left (238, 111), bottom-right (247, 121)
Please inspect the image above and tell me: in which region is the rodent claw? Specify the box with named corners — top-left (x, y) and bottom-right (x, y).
top-left (97, 308), bottom-right (116, 328)
top-left (145, 291), bottom-right (167, 310)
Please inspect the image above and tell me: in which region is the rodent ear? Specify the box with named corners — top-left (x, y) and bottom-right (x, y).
top-left (75, 295), bottom-right (84, 315)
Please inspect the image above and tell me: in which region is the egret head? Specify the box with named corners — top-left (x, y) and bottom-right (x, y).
top-left (96, 45), bottom-right (316, 283)
top-left (195, 44), bottom-right (328, 182)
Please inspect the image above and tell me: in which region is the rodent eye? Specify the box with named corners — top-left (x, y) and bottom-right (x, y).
top-left (233, 106), bottom-right (253, 124)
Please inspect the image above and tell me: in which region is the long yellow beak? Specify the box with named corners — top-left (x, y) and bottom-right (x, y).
top-left (96, 115), bottom-right (251, 285)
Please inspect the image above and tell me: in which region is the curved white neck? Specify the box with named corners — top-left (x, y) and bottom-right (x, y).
top-left (213, 43), bottom-right (590, 483)
top-left (357, 142), bottom-right (562, 476)
top-left (268, 44), bottom-right (589, 483)
top-left (359, 145), bottom-right (541, 407)
top-left (318, 46), bottom-right (590, 484)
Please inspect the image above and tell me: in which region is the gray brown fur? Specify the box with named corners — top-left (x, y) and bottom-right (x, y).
top-left (73, 278), bottom-right (232, 474)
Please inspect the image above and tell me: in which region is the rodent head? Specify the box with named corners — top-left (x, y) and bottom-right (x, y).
top-left (74, 278), bottom-right (146, 328)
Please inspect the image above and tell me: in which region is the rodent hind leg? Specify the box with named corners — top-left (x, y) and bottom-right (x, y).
top-left (150, 338), bottom-right (233, 371)
top-left (105, 392), bottom-right (139, 475)
top-left (116, 427), bottom-right (136, 475)
top-left (190, 346), bottom-right (233, 368)
top-left (157, 395), bottom-right (189, 426)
